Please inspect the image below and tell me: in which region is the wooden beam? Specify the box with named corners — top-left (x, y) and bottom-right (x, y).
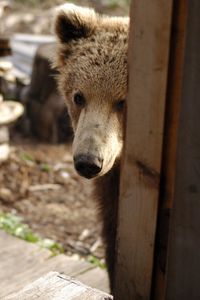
top-left (114, 0), bottom-right (173, 299)
top-left (5, 272), bottom-right (112, 300)
top-left (164, 1), bottom-right (200, 299)
top-left (152, 1), bottom-right (188, 299)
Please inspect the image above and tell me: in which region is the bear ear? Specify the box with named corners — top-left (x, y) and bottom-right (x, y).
top-left (54, 4), bottom-right (97, 43)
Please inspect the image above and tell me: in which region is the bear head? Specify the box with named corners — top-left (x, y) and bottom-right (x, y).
top-left (53, 4), bottom-right (129, 179)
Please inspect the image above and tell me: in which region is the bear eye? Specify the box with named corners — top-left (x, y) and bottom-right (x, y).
top-left (74, 92), bottom-right (85, 107)
top-left (115, 99), bottom-right (126, 111)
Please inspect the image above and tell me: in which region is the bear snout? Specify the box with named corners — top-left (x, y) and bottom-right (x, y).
top-left (74, 154), bottom-right (103, 179)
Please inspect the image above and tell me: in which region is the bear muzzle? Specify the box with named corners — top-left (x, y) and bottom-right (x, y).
top-left (74, 154), bottom-right (103, 179)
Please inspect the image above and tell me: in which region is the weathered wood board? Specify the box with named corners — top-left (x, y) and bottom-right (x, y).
top-left (5, 272), bottom-right (112, 300)
top-left (12, 33), bottom-right (55, 45)
top-left (164, 1), bottom-right (200, 299)
top-left (114, 0), bottom-right (173, 299)
top-left (10, 33), bottom-right (55, 75)
top-left (0, 231), bottom-right (109, 298)
top-left (115, 0), bottom-right (200, 299)
top-left (152, 1), bottom-right (188, 299)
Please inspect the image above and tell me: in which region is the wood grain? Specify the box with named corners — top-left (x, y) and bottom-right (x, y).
top-left (0, 231), bottom-right (109, 298)
top-left (165, 1), bottom-right (200, 299)
top-left (114, 0), bottom-right (173, 299)
top-left (152, 1), bottom-right (188, 299)
top-left (5, 272), bottom-right (112, 300)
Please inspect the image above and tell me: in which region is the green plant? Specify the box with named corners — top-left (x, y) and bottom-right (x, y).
top-left (0, 212), bottom-right (64, 255)
top-left (88, 255), bottom-right (106, 269)
top-left (20, 152), bottom-right (35, 162)
top-left (40, 163), bottom-right (52, 172)
top-left (107, 0), bottom-right (130, 8)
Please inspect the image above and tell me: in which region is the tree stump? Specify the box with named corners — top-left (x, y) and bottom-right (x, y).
top-left (22, 43), bottom-right (73, 143)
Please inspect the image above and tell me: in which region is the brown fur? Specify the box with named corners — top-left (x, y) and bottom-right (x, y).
top-left (94, 163), bottom-right (120, 291)
top-left (53, 4), bottom-right (129, 291)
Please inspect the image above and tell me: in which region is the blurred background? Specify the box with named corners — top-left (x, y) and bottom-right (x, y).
top-left (1, 0), bottom-right (130, 35)
top-left (0, 0), bottom-right (129, 267)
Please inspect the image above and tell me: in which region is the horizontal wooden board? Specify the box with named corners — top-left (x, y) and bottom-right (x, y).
top-left (0, 231), bottom-right (109, 298)
top-left (5, 272), bottom-right (112, 300)
top-left (12, 33), bottom-right (55, 45)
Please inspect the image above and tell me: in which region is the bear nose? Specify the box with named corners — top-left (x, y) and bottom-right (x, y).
top-left (74, 154), bottom-right (103, 179)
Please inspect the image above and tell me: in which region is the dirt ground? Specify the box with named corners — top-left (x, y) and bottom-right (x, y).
top-left (0, 134), bottom-right (104, 260)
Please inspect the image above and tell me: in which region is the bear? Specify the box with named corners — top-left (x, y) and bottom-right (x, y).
top-left (53, 3), bottom-right (129, 292)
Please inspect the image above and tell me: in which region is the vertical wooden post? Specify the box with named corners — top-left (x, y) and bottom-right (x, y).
top-left (114, 1), bottom-right (173, 299)
top-left (164, 1), bottom-right (200, 299)
top-left (153, 1), bottom-right (188, 299)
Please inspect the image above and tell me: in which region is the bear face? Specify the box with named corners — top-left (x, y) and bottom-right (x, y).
top-left (54, 4), bottom-right (129, 179)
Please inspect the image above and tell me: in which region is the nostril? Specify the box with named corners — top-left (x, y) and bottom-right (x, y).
top-left (76, 161), bottom-right (101, 178)
top-left (74, 154), bottom-right (103, 179)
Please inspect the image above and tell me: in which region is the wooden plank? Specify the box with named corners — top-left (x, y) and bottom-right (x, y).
top-left (12, 33), bottom-right (55, 45)
top-left (0, 231), bottom-right (109, 298)
top-left (5, 272), bottom-right (112, 300)
top-left (164, 1), bottom-right (200, 299)
top-left (114, 0), bottom-right (173, 299)
top-left (10, 38), bottom-right (56, 76)
top-left (11, 41), bottom-right (37, 59)
top-left (10, 40), bottom-right (37, 75)
top-left (77, 267), bottom-right (109, 293)
top-left (152, 1), bottom-right (188, 299)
